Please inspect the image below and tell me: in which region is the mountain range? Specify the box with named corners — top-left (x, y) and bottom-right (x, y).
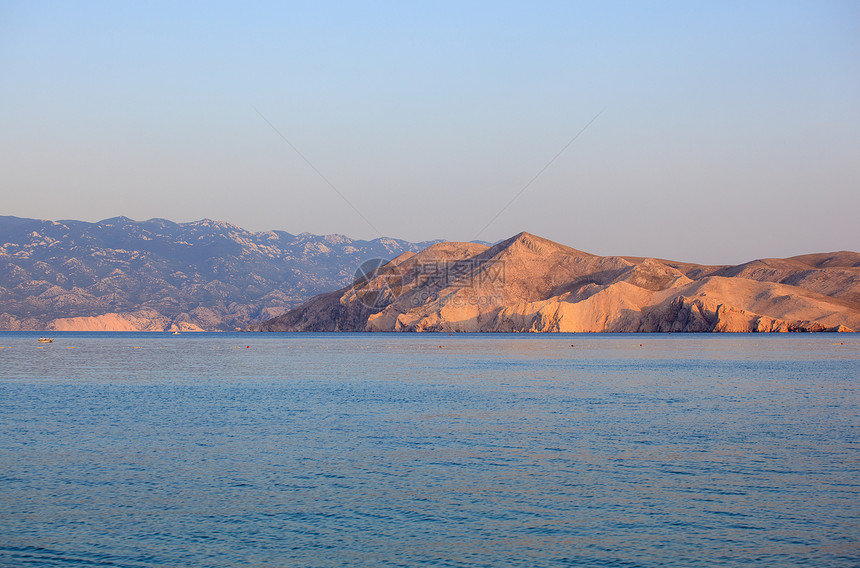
top-left (3, 218), bottom-right (857, 333)
top-left (251, 232), bottom-right (860, 333)
top-left (0, 216), bottom-right (439, 331)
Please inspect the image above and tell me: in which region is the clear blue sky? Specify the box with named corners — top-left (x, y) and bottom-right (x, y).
top-left (2, 1), bottom-right (858, 263)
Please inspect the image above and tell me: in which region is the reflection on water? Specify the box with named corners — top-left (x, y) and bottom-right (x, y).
top-left (0, 333), bottom-right (858, 567)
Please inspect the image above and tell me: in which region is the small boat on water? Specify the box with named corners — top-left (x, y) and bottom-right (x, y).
top-left (38, 337), bottom-right (54, 343)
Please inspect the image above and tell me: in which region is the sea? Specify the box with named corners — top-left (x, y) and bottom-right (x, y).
top-left (0, 331), bottom-right (857, 567)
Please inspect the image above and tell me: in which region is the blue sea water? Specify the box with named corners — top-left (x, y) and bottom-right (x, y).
top-left (0, 332), bottom-right (858, 567)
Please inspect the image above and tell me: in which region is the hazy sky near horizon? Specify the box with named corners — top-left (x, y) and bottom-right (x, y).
top-left (2, 1), bottom-right (858, 263)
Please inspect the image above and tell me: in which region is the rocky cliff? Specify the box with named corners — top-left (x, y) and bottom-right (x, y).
top-left (250, 232), bottom-right (860, 333)
top-left (0, 216), bottom-right (440, 331)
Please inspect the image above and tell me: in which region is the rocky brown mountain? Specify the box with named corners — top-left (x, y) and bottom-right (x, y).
top-left (251, 232), bottom-right (860, 333)
top-left (0, 216), bottom-right (440, 331)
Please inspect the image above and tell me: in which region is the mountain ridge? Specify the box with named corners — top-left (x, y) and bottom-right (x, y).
top-left (251, 232), bottom-right (860, 333)
top-left (0, 215), bottom-right (444, 331)
top-left (3, 217), bottom-right (857, 332)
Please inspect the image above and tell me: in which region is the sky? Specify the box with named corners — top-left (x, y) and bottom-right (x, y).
top-left (1, 1), bottom-right (858, 264)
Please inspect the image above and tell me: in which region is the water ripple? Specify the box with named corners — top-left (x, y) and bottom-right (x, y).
top-left (0, 332), bottom-right (858, 567)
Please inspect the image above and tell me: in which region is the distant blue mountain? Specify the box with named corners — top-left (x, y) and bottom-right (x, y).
top-left (0, 215), bottom-right (442, 330)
